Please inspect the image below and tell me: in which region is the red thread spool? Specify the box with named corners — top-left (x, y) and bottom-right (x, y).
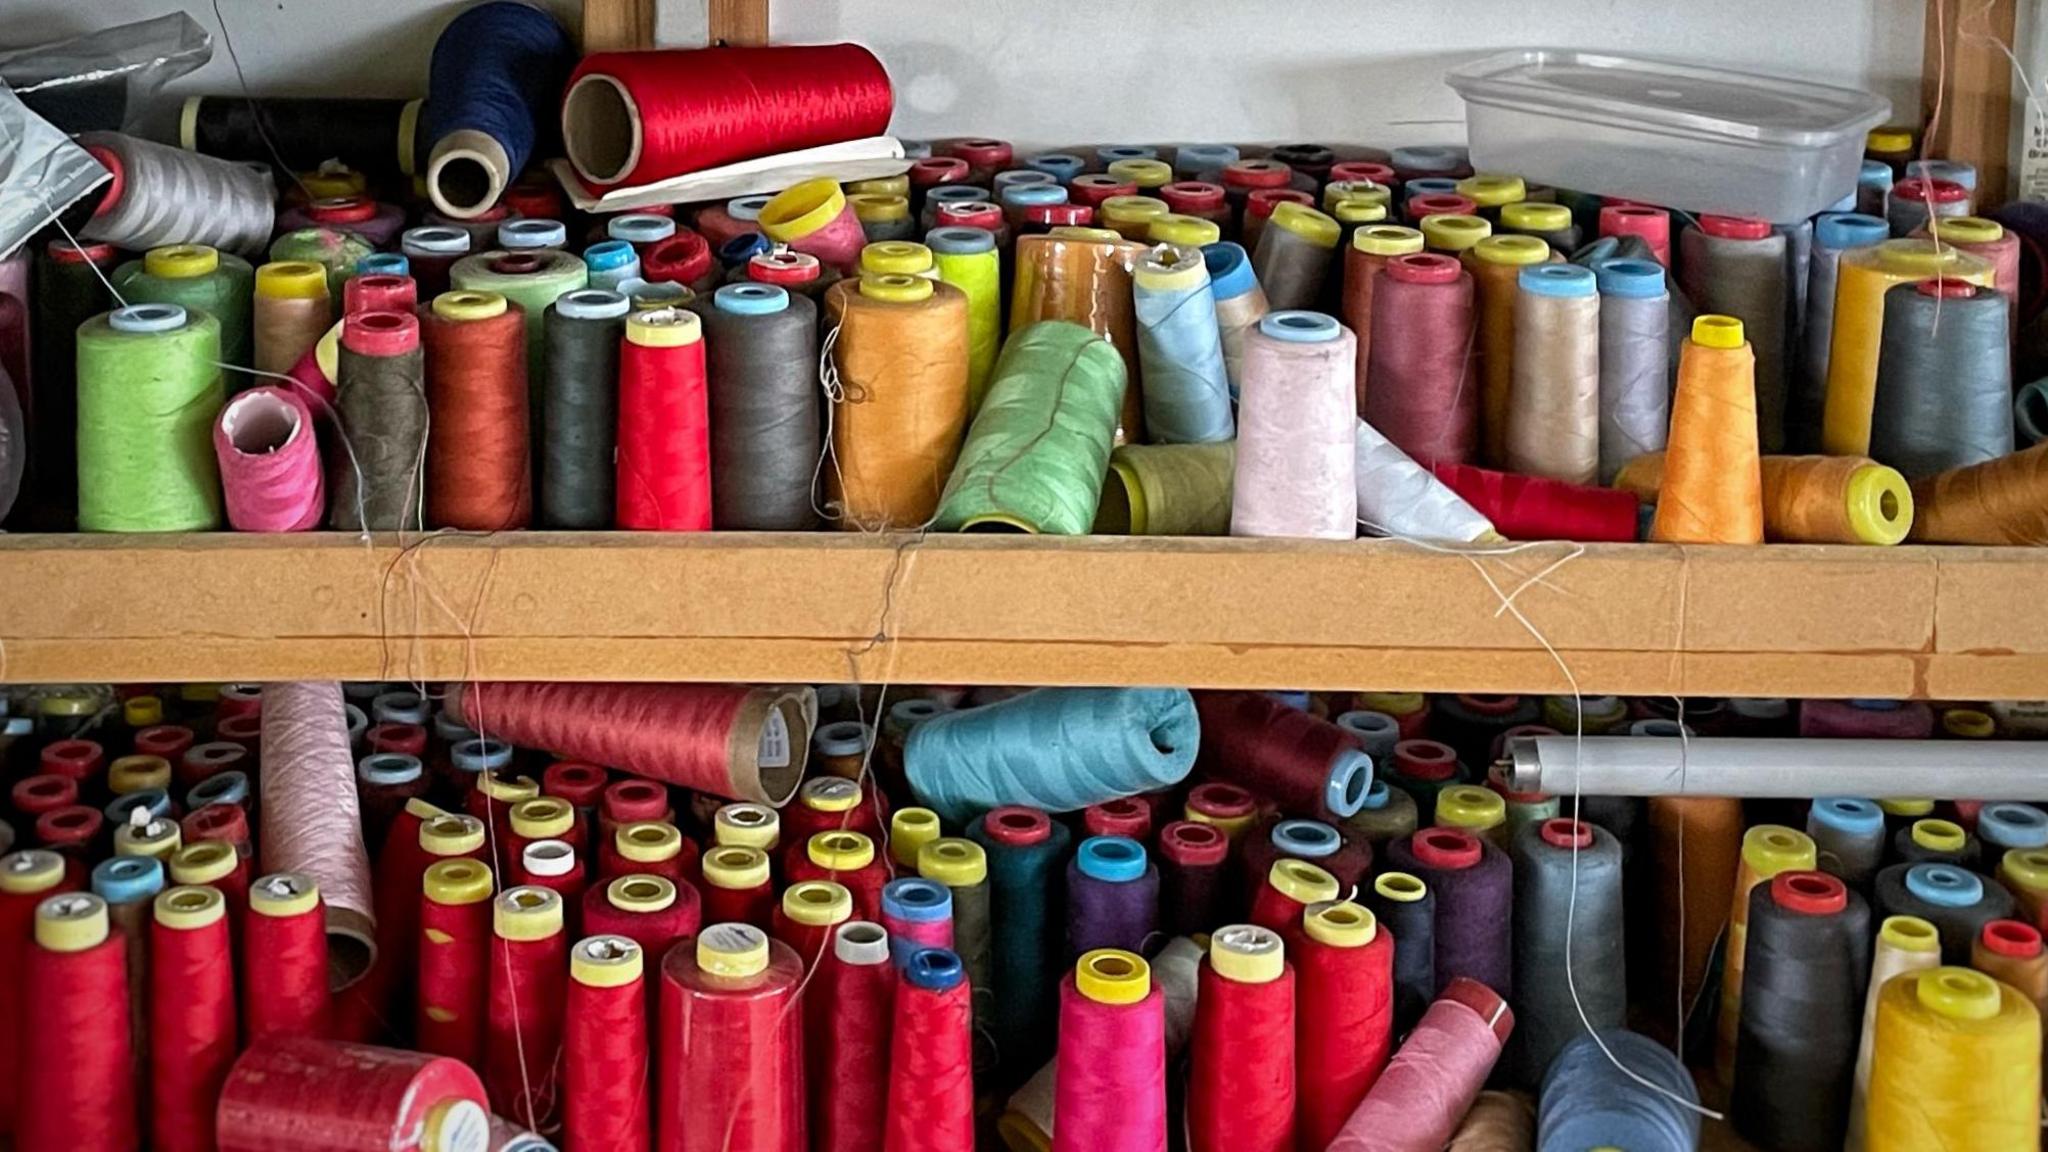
top-left (772, 880), bottom-right (853, 965)
top-left (789, 832), bottom-right (889, 923)
top-left (0, 850), bottom-right (71, 1132)
top-left (21, 892), bottom-right (135, 1152)
top-left (1223, 160), bottom-right (1294, 191)
top-left (658, 924), bottom-right (806, 1152)
top-left (170, 841), bottom-right (250, 946)
top-left (135, 723), bottom-right (196, 764)
top-left (37, 804), bottom-right (104, 858)
top-left (179, 741), bottom-right (247, 790)
top-left (813, 922), bottom-right (893, 1152)
top-left (1185, 782), bottom-right (1260, 840)
top-left (518, 840), bottom-right (589, 937)
top-left (1599, 204), bottom-right (1671, 266)
top-left (416, 858), bottom-right (493, 1070)
top-left (565, 935), bottom-right (651, 1152)
top-left (781, 776), bottom-right (884, 868)
top-left (1070, 174), bottom-right (1138, 209)
top-left (216, 711), bottom-right (263, 756)
top-left (244, 872), bottom-right (329, 1042)
top-left (343, 273), bottom-right (418, 316)
top-left (216, 1036), bottom-right (490, 1152)
top-left (1365, 251), bottom-right (1478, 465)
top-left (1189, 926), bottom-right (1296, 1152)
top-left (1051, 950), bottom-right (1168, 1152)
top-left (941, 138), bottom-right (1011, 182)
top-left (935, 200), bottom-right (1004, 235)
top-left (421, 295), bottom-right (532, 530)
top-left (1331, 160), bottom-right (1397, 188)
top-left (1024, 202), bottom-right (1094, 233)
top-left (1249, 858), bottom-right (1341, 943)
top-left (1295, 901), bottom-right (1396, 1150)
top-left (748, 250), bottom-right (823, 287)
top-left (369, 723), bottom-right (429, 757)
top-left (487, 886), bottom-right (568, 1133)
top-left (602, 782), bottom-right (676, 843)
top-left (599, 821), bottom-right (699, 886)
top-left (543, 762), bottom-right (610, 815)
top-left (582, 874), bottom-right (702, 967)
top-left (1161, 180), bottom-right (1230, 223)
top-left (1408, 193), bottom-right (1478, 223)
top-left (1244, 188), bottom-right (1314, 252)
top-left (884, 948), bottom-right (974, 1151)
top-left (1085, 797), bottom-right (1155, 842)
top-left (1159, 821), bottom-right (1230, 936)
top-left (509, 797), bottom-right (587, 873)
top-left (1428, 461), bottom-right (1641, 542)
top-left (151, 885), bottom-right (237, 1152)
top-left (642, 229), bottom-right (715, 290)
top-left (215, 683), bottom-right (263, 721)
top-left (701, 846), bottom-right (775, 929)
top-left (564, 46), bottom-right (893, 189)
top-left (12, 773), bottom-right (77, 821)
top-left (1193, 690), bottom-right (1376, 820)
top-left (359, 756), bottom-right (429, 859)
top-left (910, 157), bottom-right (969, 188)
top-left (182, 803), bottom-right (251, 859)
top-left (617, 307), bottom-right (711, 530)
top-left (504, 178), bottom-right (566, 221)
top-left (38, 738), bottom-right (103, 784)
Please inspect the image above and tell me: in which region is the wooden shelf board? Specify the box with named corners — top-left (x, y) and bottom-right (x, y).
top-left (0, 534), bottom-right (2039, 696)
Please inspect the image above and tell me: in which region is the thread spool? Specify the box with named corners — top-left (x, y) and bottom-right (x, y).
top-left (75, 303), bottom-right (224, 532)
top-left (19, 891), bottom-right (130, 1151)
top-left (1389, 829), bottom-right (1513, 998)
top-left (1191, 691), bottom-right (1373, 820)
top-left (916, 839), bottom-right (991, 1046)
top-left (1798, 213), bottom-right (1892, 447)
top-left (1869, 280), bottom-right (2012, 478)
top-left (1591, 259), bottom-right (1671, 482)
top-left (412, 857), bottom-right (493, 1072)
top-left (1978, 803), bottom-right (2048, 858)
top-left (1504, 263), bottom-right (1600, 483)
top-left (485, 886), bottom-right (566, 1132)
top-left (216, 1037), bottom-right (490, 1152)
top-left (657, 924), bottom-right (804, 1152)
top-left (1154, 820), bottom-right (1228, 941)
top-left (148, 885), bottom-right (234, 1152)
top-left (403, 227), bottom-right (473, 298)
top-left (558, 936), bottom-right (647, 1152)
top-left (1066, 836), bottom-right (1159, 959)
top-left (534, 289), bottom-right (627, 528)
top-left (1132, 243), bottom-right (1234, 444)
top-left (1342, 224), bottom-right (1425, 408)
top-left (612, 306), bottom-right (711, 531)
top-left (1907, 439), bottom-right (2048, 543)
top-left (1500, 200), bottom-right (1579, 253)
top-left (1232, 311), bottom-right (1357, 538)
top-left (1833, 916), bottom-right (1941, 1152)
top-left (1537, 1030), bottom-right (1699, 1152)
top-left (1824, 238), bottom-right (1993, 455)
top-left (694, 283), bottom-right (821, 530)
top-left (1807, 797), bottom-right (1888, 885)
top-left (878, 948), bottom-right (973, 1150)
top-left (1709, 824), bottom-right (1817, 1081)
top-left (1895, 818), bottom-right (1978, 868)
top-left (1619, 451), bottom-right (1913, 545)
top-left (448, 252), bottom-right (588, 391)
top-left (114, 245), bottom-right (254, 372)
top-left (1506, 819), bottom-right (1624, 1087)
top-left (1362, 253), bottom-right (1479, 467)
top-left (421, 1), bottom-right (571, 216)
top-left (1886, 177), bottom-right (1972, 237)
top-left (1599, 204), bottom-right (1671, 266)
top-left (1448, 1090), bottom-right (1536, 1150)
top-left (1676, 217), bottom-right (1789, 450)
top-left (1050, 950), bottom-right (1166, 1152)
top-left (580, 878), bottom-right (701, 981)
top-left (1875, 863), bottom-right (2017, 961)
top-left (1294, 901), bottom-right (1396, 1148)
top-left (879, 877), bottom-right (952, 970)
top-left (1189, 925), bottom-right (1295, 1152)
top-left (1925, 215), bottom-right (2021, 331)
top-left (1456, 233), bottom-right (1545, 468)
top-left (329, 307), bottom-right (426, 531)
top-left (1006, 231), bottom-right (1146, 436)
top-left (1327, 980), bottom-right (1514, 1152)
top-left (1649, 316), bottom-right (1763, 543)
top-left (1092, 440), bottom-right (1234, 535)
top-left (822, 274), bottom-right (971, 529)
top-left (1866, 967), bottom-right (2039, 1151)
top-left (79, 132), bottom-right (274, 258)
top-left (418, 291), bottom-right (531, 530)
top-left (968, 808), bottom-right (1071, 1084)
top-left (1251, 201), bottom-right (1339, 311)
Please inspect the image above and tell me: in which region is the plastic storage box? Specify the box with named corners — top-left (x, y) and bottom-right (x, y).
top-left (1446, 50), bottom-right (1891, 224)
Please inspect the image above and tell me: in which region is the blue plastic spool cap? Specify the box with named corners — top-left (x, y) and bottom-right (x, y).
top-left (608, 214), bottom-right (677, 244)
top-left (881, 877), bottom-right (953, 923)
top-left (1202, 242), bottom-right (1257, 301)
top-left (1268, 691), bottom-right (1310, 710)
top-left (900, 140), bottom-right (934, 160)
top-left (1519, 263), bottom-right (1597, 298)
top-left (403, 226), bottom-right (471, 255)
top-left (993, 169), bottom-right (1058, 191)
top-left (1098, 145), bottom-right (1159, 164)
top-left (1273, 819), bottom-right (1342, 859)
top-left (1404, 177), bottom-right (1462, 198)
top-left (1392, 146), bottom-right (1465, 174)
top-left (555, 289), bottom-right (630, 321)
top-left (1077, 836), bottom-right (1149, 883)
top-left (1979, 804), bottom-right (2048, 850)
top-left (925, 185), bottom-right (986, 210)
top-left (727, 195), bottom-right (774, 222)
top-left (91, 856), bottom-right (165, 905)
top-left (1905, 158), bottom-right (1977, 190)
top-left (1906, 863), bottom-right (1983, 908)
top-left (927, 227), bottom-right (996, 256)
top-left (499, 219), bottom-right (567, 250)
top-left (1810, 797), bottom-right (1884, 836)
top-left (905, 947), bottom-right (967, 991)
top-left (1357, 779), bottom-right (1393, 811)
top-left (187, 770), bottom-right (249, 810)
top-left (107, 789), bottom-right (171, 825)
top-left (719, 233), bottom-right (771, 265)
top-left (357, 252), bottom-right (409, 277)
top-left (1849, 699), bottom-right (1902, 712)
top-left (1337, 710), bottom-right (1399, 742)
top-left (1815, 213), bottom-right (1890, 251)
top-left (1002, 183), bottom-right (1068, 208)
top-left (714, 282), bottom-right (790, 316)
top-left (1027, 153), bottom-right (1087, 182)
top-left (1175, 144), bottom-right (1241, 176)
top-left (359, 753), bottom-right (423, 786)
top-left (1259, 310), bottom-right (1341, 343)
top-left (452, 737), bottom-right (515, 774)
top-left (109, 303), bottom-right (187, 334)
top-left (583, 239), bottom-right (638, 274)
top-left (1594, 259), bottom-right (1667, 300)
top-left (1859, 160), bottom-right (1894, 190)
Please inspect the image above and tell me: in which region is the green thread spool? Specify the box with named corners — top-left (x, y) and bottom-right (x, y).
top-left (1095, 441), bottom-right (1236, 535)
top-left (114, 245), bottom-right (255, 374)
top-left (76, 303), bottom-right (225, 531)
top-left (268, 227), bottom-right (374, 301)
top-left (451, 249), bottom-right (590, 376)
top-left (933, 320), bottom-right (1127, 534)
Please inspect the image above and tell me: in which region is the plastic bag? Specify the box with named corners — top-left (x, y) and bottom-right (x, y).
top-left (0, 83), bottom-right (109, 261)
top-left (0, 12), bottom-right (211, 134)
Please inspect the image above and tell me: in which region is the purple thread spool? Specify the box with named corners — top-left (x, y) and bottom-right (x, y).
top-left (1066, 835), bottom-right (1160, 961)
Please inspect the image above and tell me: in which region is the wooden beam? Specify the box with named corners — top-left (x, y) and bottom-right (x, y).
top-left (1923, 0), bottom-right (2018, 204)
top-left (709, 0), bottom-right (770, 45)
top-left (581, 0), bottom-right (657, 51)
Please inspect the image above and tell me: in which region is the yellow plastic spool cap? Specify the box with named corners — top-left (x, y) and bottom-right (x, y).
top-left (509, 797), bottom-right (573, 840)
top-left (860, 240), bottom-right (934, 277)
top-left (169, 841), bottom-right (236, 886)
top-left (1100, 196), bottom-right (1170, 228)
top-left (2004, 849), bottom-right (2048, 892)
top-left (1269, 859), bottom-right (1341, 905)
top-left (1135, 243), bottom-right (1208, 293)
top-left (1691, 314), bottom-right (1745, 349)
top-left (1076, 948), bottom-right (1151, 1005)
top-left (1472, 234), bottom-right (1551, 267)
top-left (313, 319), bottom-right (342, 382)
top-left (1931, 215), bottom-right (2002, 246)
top-left (759, 178), bottom-right (849, 243)
top-left (618, 821), bottom-right (683, 863)
top-left (1323, 181), bottom-right (1391, 213)
top-left (1501, 202), bottom-right (1572, 233)
top-left (256, 261), bottom-right (328, 299)
top-left (801, 776), bottom-right (862, 813)
top-left (808, 831), bottom-right (875, 873)
top-left (572, 934), bottom-right (644, 987)
top-left (1107, 158), bottom-right (1173, 189)
top-left (713, 804), bottom-right (779, 850)
top-left (1373, 871), bottom-right (1427, 903)
top-left (109, 754), bottom-right (173, 795)
top-left (703, 845), bottom-right (771, 890)
top-left (251, 872), bottom-right (320, 918)
top-left (860, 272), bottom-right (933, 304)
top-left (1209, 923), bottom-right (1285, 984)
top-left (1742, 825), bottom-right (1814, 874)
top-left (891, 808), bottom-right (940, 868)
top-left (847, 174), bottom-right (910, 198)
top-left (421, 814), bottom-right (487, 857)
top-left (1456, 174), bottom-right (1527, 206)
top-left (1843, 463), bottom-right (1914, 546)
top-left (625, 306), bottom-right (702, 348)
top-left (607, 874), bottom-right (678, 913)
top-left (476, 772), bottom-right (538, 804)
top-left (1943, 708), bottom-right (1997, 739)
top-left (919, 837), bottom-right (989, 887)
top-left (1303, 900), bottom-right (1378, 948)
top-left (404, 798), bottom-right (448, 822)
top-left (1422, 214), bottom-right (1491, 252)
top-left (1880, 914), bottom-right (1941, 953)
top-left (1867, 127), bottom-right (1914, 154)
top-left (1353, 225), bottom-right (1426, 258)
top-left (1332, 199), bottom-right (1389, 225)
top-left (849, 193), bottom-right (911, 224)
top-left (1048, 226), bottom-right (1124, 243)
top-left (1874, 238), bottom-right (1971, 278)
top-left (494, 886), bottom-right (564, 941)
top-left (782, 880), bottom-right (854, 927)
top-left (154, 885), bottom-right (225, 931)
top-left (0, 851), bottom-right (64, 896)
top-left (1916, 966), bottom-right (2001, 1021)
top-left (1148, 214), bottom-right (1222, 247)
top-left (39, 692), bottom-right (97, 719)
top-left (432, 289), bottom-right (509, 322)
top-left (1911, 818), bottom-right (1968, 854)
top-left (124, 696), bottom-right (165, 727)
top-left (145, 244), bottom-right (219, 279)
top-left (116, 819), bottom-right (181, 860)
top-left (1436, 784), bottom-right (1508, 830)
top-left (35, 893), bottom-right (109, 953)
top-left (1879, 798), bottom-right (1936, 818)
top-left (698, 921), bottom-right (771, 978)
top-left (423, 859), bottom-right (493, 906)
top-left (1270, 201), bottom-right (1341, 249)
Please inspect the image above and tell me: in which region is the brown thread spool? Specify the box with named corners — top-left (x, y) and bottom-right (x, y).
top-left (1009, 231), bottom-right (1149, 442)
top-left (1908, 440), bottom-right (2048, 544)
top-left (330, 309), bottom-right (427, 531)
top-left (823, 275), bottom-right (971, 530)
top-left (1505, 263), bottom-right (1600, 484)
top-left (1617, 452), bottom-right (1914, 545)
top-left (422, 290), bottom-right (531, 530)
top-left (1465, 235), bottom-right (1552, 467)
top-left (252, 262), bottom-right (332, 377)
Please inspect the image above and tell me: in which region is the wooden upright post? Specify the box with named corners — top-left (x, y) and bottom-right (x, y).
top-left (580, 0), bottom-right (767, 50)
top-left (709, 0), bottom-right (770, 45)
top-left (1922, 0), bottom-right (2018, 204)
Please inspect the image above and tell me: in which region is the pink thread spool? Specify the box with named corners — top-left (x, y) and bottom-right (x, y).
top-left (759, 179), bottom-right (865, 274)
top-left (1798, 699), bottom-right (1934, 739)
top-left (213, 386), bottom-right (324, 531)
top-left (1325, 979), bottom-right (1513, 1152)
top-left (1052, 950), bottom-right (1167, 1152)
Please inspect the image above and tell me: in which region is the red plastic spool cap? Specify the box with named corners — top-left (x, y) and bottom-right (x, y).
top-left (606, 780), bottom-right (668, 822)
top-left (12, 775), bottom-right (77, 814)
top-left (1188, 782), bottom-right (1256, 820)
top-left (1386, 253), bottom-right (1464, 286)
top-left (183, 804), bottom-right (248, 846)
top-left (543, 762), bottom-right (609, 807)
top-left (1539, 818), bottom-right (1593, 851)
top-left (1331, 161), bottom-right (1396, 186)
top-left (937, 202), bottom-right (1003, 231)
top-left (948, 139), bottom-right (1013, 169)
top-left (345, 274), bottom-right (417, 316)
top-left (1443, 976), bottom-right (1515, 1045)
top-left (749, 251), bottom-right (820, 285)
top-left (48, 241), bottom-right (115, 264)
top-left (910, 157), bottom-right (970, 186)
top-left (368, 722), bottom-right (428, 756)
top-left (1026, 203), bottom-right (1093, 228)
top-left (1408, 193), bottom-right (1477, 220)
top-left (1247, 188), bottom-right (1314, 219)
top-left (983, 805), bottom-right (1052, 848)
top-left (1395, 738), bottom-right (1460, 781)
top-left (1087, 798), bottom-right (1151, 839)
top-left (1222, 160), bottom-right (1293, 190)
top-left (1602, 205), bottom-right (1668, 233)
top-left (1771, 869), bottom-right (1848, 916)
top-left (37, 805), bottom-right (102, 848)
top-left (1160, 820), bottom-right (1229, 867)
top-left (1917, 278), bottom-right (1978, 300)
top-left (1456, 693), bottom-right (1521, 718)
top-left (134, 725), bottom-right (194, 759)
top-left (491, 252), bottom-right (545, 276)
top-left (216, 714), bottom-right (261, 745)
top-left (1700, 215), bottom-right (1772, 241)
top-left (1982, 919), bottom-right (2043, 958)
top-left (1412, 827), bottom-right (1483, 871)
top-left (343, 309), bottom-right (420, 357)
top-left (646, 232), bottom-right (712, 284)
top-left (309, 196), bottom-right (378, 224)
top-left (39, 740), bottom-right (102, 781)
top-left (84, 144), bottom-right (124, 214)
top-left (1895, 178), bottom-right (1970, 205)
top-left (1161, 182), bottom-right (1226, 213)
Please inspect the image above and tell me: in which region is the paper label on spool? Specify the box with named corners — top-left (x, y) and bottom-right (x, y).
top-left (759, 709), bottom-right (791, 769)
top-left (2023, 15), bottom-right (2048, 201)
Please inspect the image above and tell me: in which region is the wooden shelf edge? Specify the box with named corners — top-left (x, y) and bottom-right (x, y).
top-left (0, 533), bottom-right (2040, 697)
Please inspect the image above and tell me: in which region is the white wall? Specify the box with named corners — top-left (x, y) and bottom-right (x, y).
top-left (4, 0), bottom-right (1924, 148)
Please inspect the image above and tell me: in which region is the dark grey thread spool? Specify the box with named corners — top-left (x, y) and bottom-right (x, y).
top-left (1250, 210), bottom-right (1333, 312)
top-left (1594, 259), bottom-right (1669, 484)
top-left (1797, 214), bottom-right (1889, 452)
top-left (540, 289), bottom-right (628, 528)
top-left (1509, 818), bottom-right (1626, 1088)
top-left (1363, 870), bottom-right (1435, 1036)
top-left (1778, 220), bottom-right (1811, 390)
top-left (700, 283), bottom-right (821, 530)
top-left (1805, 798), bottom-right (1886, 888)
top-left (2016, 377), bottom-right (2048, 446)
top-left (330, 318), bottom-right (427, 532)
top-left (1680, 222), bottom-right (1789, 451)
top-left (1869, 280), bottom-right (2012, 478)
